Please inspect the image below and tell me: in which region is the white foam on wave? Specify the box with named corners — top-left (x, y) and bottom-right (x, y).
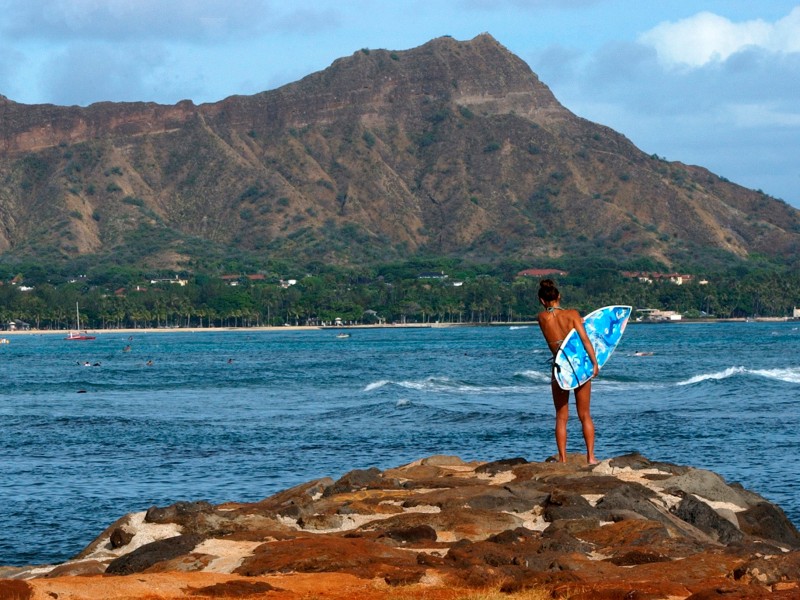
top-left (593, 379), bottom-right (668, 392)
top-left (396, 376), bottom-right (477, 392)
top-left (364, 375), bottom-right (540, 395)
top-left (364, 376), bottom-right (462, 393)
top-left (750, 367), bottom-right (800, 384)
top-left (678, 366), bottom-right (746, 386)
top-left (677, 366), bottom-right (800, 386)
top-left (516, 369), bottom-right (551, 383)
top-left (364, 380), bottom-right (390, 392)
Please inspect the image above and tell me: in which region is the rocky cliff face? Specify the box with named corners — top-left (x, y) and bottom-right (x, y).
top-left (2, 454), bottom-right (799, 599)
top-left (1, 34), bottom-right (799, 269)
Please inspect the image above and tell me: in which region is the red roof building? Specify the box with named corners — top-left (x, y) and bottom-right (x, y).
top-left (517, 268), bottom-right (568, 278)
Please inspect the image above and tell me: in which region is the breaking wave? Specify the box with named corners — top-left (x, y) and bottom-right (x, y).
top-left (363, 375), bottom-right (541, 394)
top-left (677, 366), bottom-right (800, 386)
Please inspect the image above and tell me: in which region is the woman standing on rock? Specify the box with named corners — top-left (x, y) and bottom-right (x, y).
top-left (537, 279), bottom-right (600, 465)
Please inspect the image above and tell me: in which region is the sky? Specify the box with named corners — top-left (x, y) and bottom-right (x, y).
top-left (1, 0), bottom-right (798, 208)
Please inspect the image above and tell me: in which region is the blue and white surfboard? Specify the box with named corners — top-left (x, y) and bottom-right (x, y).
top-left (553, 305), bottom-right (632, 390)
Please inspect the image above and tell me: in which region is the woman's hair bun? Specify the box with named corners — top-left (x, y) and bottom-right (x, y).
top-left (538, 278), bottom-right (560, 301)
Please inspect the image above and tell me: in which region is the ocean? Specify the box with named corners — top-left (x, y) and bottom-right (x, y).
top-left (1, 321), bottom-right (799, 567)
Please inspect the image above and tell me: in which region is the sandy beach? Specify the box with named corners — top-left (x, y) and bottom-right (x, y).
top-left (2, 316), bottom-right (793, 339)
top-left (0, 322), bottom-right (523, 337)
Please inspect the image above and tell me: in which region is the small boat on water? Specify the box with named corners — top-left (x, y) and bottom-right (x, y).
top-left (336, 333), bottom-right (351, 339)
top-left (0, 338), bottom-right (9, 344)
top-left (65, 303), bottom-right (96, 341)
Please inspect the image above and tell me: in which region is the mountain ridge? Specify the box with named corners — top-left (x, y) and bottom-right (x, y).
top-left (1, 33), bottom-right (798, 271)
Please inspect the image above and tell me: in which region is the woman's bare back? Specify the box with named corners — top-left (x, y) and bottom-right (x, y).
top-left (538, 307), bottom-right (583, 355)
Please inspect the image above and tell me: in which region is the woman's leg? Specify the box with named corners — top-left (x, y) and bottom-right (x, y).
top-left (551, 380), bottom-right (569, 462)
top-left (574, 380), bottom-right (598, 464)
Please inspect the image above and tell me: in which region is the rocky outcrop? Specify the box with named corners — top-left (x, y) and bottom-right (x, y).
top-left (2, 453), bottom-right (799, 599)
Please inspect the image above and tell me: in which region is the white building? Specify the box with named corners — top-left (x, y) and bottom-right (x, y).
top-left (636, 308), bottom-right (682, 321)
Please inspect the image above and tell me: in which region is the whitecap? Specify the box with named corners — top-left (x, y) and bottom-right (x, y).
top-left (593, 379), bottom-right (669, 392)
top-left (396, 399), bottom-right (411, 407)
top-left (677, 366), bottom-right (800, 386)
top-left (363, 380), bottom-right (390, 392)
top-left (516, 369), bottom-right (551, 383)
top-left (396, 376), bottom-right (464, 391)
top-left (364, 376), bottom-right (457, 393)
top-left (750, 367), bottom-right (800, 384)
top-left (366, 375), bottom-right (541, 395)
top-left (677, 366), bottom-right (745, 386)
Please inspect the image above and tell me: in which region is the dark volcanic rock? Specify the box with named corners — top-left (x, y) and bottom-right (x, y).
top-left (673, 493), bottom-right (745, 544)
top-left (737, 501), bottom-right (800, 548)
top-left (474, 457), bottom-right (529, 475)
top-left (595, 481), bottom-right (668, 524)
top-left (502, 480), bottom-right (551, 507)
top-left (659, 468), bottom-right (760, 508)
top-left (540, 525), bottom-right (594, 555)
top-left (145, 501), bottom-right (215, 527)
top-left (109, 525), bottom-right (135, 548)
top-left (606, 549), bottom-right (669, 566)
top-left (323, 467), bottom-right (384, 496)
top-left (732, 551), bottom-right (800, 585)
top-left (543, 491), bottom-right (599, 521)
top-left (250, 476), bottom-right (333, 517)
top-left (403, 484), bottom-right (538, 513)
top-left (487, 527), bottom-right (539, 545)
top-left (384, 524), bottom-right (437, 543)
top-left (105, 534), bottom-right (206, 575)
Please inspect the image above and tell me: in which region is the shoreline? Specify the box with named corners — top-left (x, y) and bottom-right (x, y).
top-left (2, 316), bottom-right (796, 337)
top-left (0, 322), bottom-right (480, 336)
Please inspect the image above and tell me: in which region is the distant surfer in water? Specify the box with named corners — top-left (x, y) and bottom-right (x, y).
top-left (537, 279), bottom-right (600, 465)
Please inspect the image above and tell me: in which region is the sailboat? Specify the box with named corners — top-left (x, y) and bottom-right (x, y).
top-left (65, 303), bottom-right (96, 340)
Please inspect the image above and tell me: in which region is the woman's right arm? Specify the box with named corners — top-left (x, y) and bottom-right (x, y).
top-left (572, 311), bottom-right (600, 377)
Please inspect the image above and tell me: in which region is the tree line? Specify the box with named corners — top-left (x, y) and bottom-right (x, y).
top-left (2, 261), bottom-right (798, 330)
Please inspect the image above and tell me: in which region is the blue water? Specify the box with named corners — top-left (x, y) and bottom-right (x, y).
top-left (1, 322), bottom-right (799, 567)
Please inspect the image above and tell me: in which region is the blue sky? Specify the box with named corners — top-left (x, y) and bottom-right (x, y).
top-left (1, 0), bottom-right (798, 208)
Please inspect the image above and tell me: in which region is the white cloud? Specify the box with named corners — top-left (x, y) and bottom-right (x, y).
top-left (640, 7), bottom-right (800, 68)
top-left (530, 9), bottom-right (800, 206)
